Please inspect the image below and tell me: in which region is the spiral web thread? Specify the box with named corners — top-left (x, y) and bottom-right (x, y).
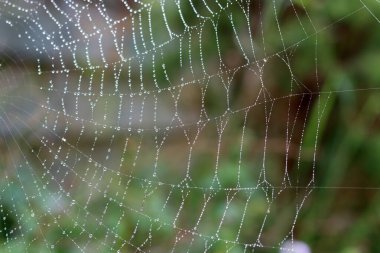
top-left (0, 0), bottom-right (378, 252)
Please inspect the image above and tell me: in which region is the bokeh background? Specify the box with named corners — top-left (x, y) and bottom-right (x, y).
top-left (0, 0), bottom-right (380, 252)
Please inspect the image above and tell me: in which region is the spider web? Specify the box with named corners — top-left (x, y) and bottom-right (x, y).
top-left (0, 0), bottom-right (378, 252)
